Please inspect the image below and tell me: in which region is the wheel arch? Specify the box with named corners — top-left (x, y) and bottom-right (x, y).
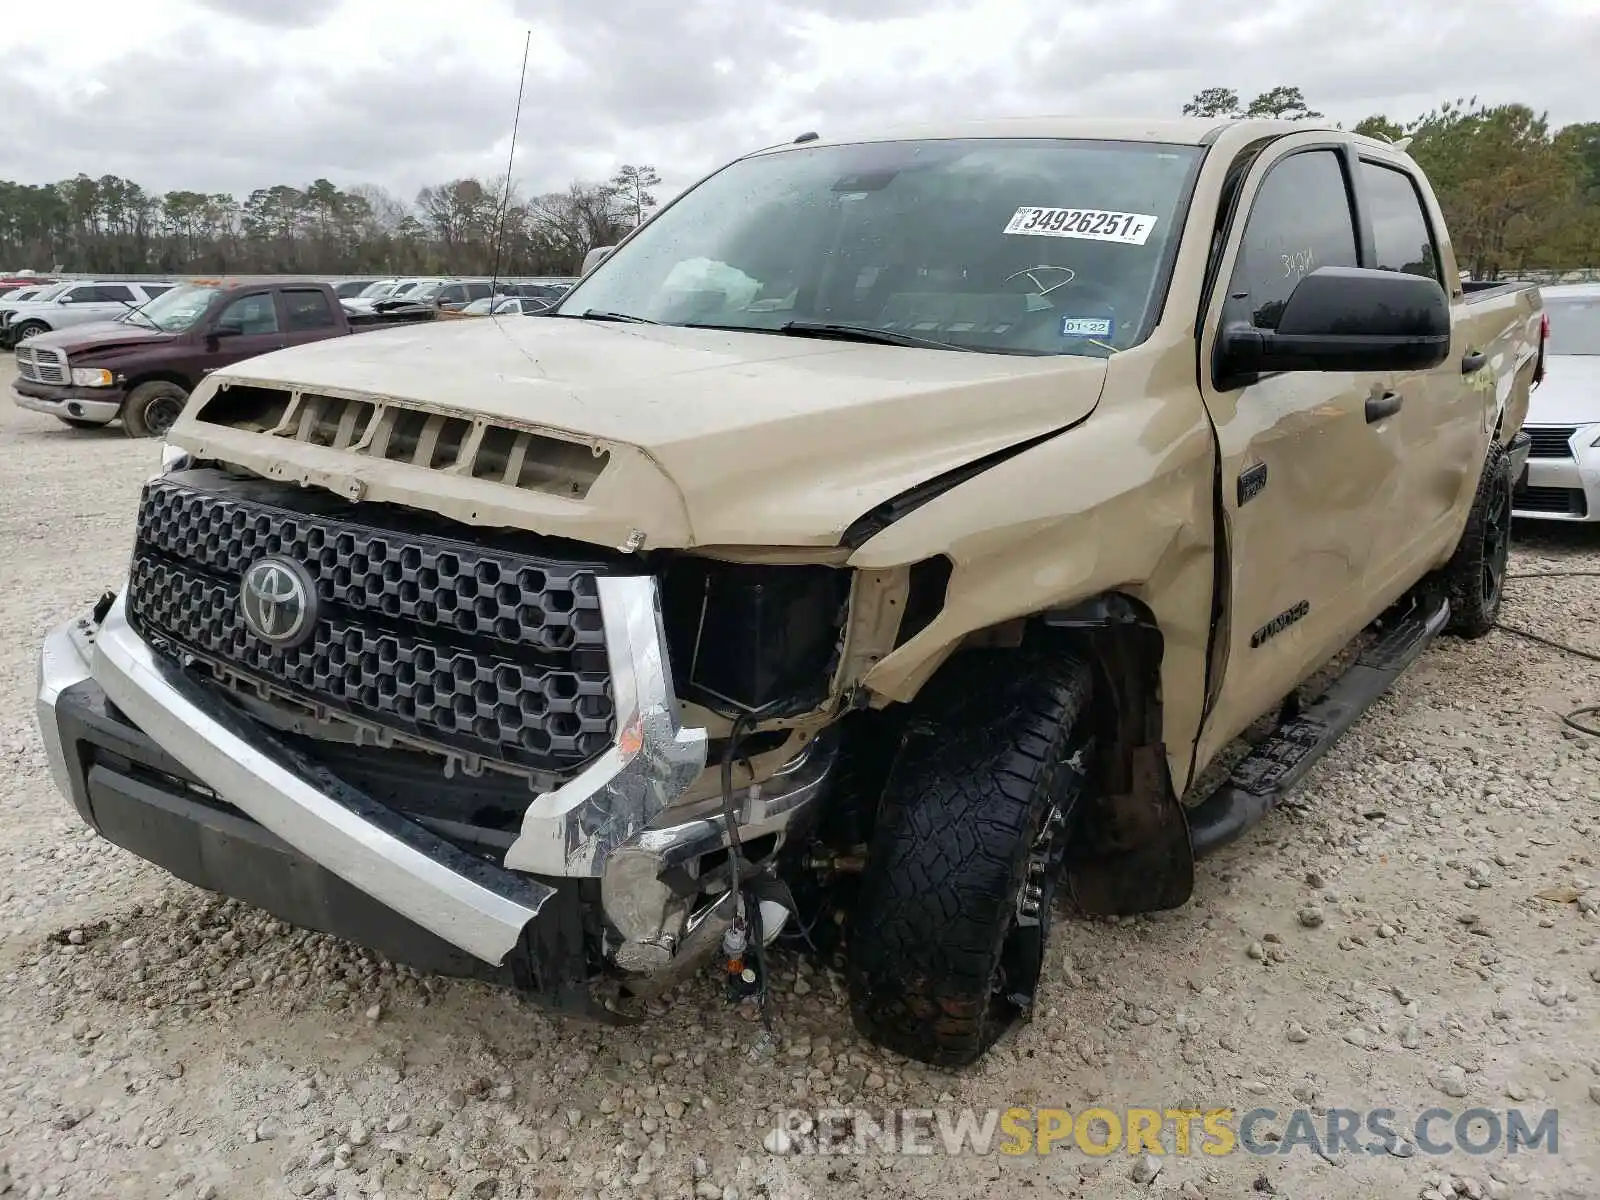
top-left (878, 590), bottom-right (1198, 917)
top-left (124, 369), bottom-right (195, 395)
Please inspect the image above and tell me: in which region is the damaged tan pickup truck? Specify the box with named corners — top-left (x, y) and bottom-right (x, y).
top-left (38, 118), bottom-right (1545, 1067)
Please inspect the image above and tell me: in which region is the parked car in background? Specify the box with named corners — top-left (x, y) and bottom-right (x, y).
top-left (352, 279), bottom-right (400, 301)
top-left (0, 280), bottom-right (70, 318)
top-left (456, 295), bottom-right (552, 316)
top-left (10, 278), bottom-right (433, 437)
top-left (442, 295), bottom-right (553, 319)
top-left (330, 279), bottom-right (382, 299)
top-left (343, 278), bottom-right (437, 314)
top-left (507, 280), bottom-right (572, 305)
top-left (1513, 282), bottom-right (1600, 522)
top-left (2, 280), bottom-right (174, 347)
top-left (430, 280), bottom-right (495, 311)
top-left (0, 285), bottom-right (49, 304)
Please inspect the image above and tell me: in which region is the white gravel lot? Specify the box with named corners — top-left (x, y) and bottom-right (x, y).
top-left (2, 368), bottom-right (1598, 1200)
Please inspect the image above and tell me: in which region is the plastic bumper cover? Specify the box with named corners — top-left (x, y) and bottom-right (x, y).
top-left (1515, 425), bottom-right (1600, 522)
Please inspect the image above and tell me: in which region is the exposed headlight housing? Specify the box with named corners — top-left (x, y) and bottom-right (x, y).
top-left (70, 367), bottom-right (114, 387)
top-left (159, 443), bottom-right (192, 473)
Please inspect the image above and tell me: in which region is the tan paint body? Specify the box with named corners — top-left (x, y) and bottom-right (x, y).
top-left (168, 118), bottom-right (1542, 801)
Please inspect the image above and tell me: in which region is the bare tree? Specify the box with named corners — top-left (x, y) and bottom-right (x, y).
top-left (608, 164), bottom-right (663, 228)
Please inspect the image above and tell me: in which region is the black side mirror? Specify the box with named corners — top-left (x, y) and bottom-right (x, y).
top-left (1216, 266), bottom-right (1451, 388)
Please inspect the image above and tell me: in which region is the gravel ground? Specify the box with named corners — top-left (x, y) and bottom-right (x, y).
top-left (2, 370), bottom-right (1598, 1200)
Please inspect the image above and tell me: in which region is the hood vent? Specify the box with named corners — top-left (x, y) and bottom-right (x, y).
top-left (195, 384), bottom-right (609, 500)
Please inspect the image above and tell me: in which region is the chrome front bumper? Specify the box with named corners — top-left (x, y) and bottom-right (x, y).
top-left (10, 386), bottom-right (122, 423)
top-left (86, 593), bottom-right (553, 964)
top-left (37, 577), bottom-right (829, 980)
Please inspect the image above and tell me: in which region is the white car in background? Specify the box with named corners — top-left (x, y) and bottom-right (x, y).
top-left (1514, 283), bottom-right (1600, 522)
top-left (1, 280), bottom-right (173, 346)
top-left (341, 277), bottom-right (437, 314)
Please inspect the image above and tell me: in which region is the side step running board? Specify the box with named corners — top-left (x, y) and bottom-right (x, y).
top-left (1187, 592), bottom-right (1451, 859)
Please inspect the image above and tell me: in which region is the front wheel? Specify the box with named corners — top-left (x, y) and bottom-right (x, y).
top-left (12, 320), bottom-right (49, 343)
top-left (845, 640), bottom-right (1093, 1067)
top-left (121, 380), bottom-right (189, 439)
top-left (1441, 441), bottom-right (1512, 638)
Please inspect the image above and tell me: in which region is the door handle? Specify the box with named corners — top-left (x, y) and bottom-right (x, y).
top-left (1461, 350), bottom-right (1486, 374)
top-left (1365, 391), bottom-right (1403, 423)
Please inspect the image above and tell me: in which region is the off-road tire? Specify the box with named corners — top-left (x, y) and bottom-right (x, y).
top-left (1441, 440), bottom-right (1512, 638)
top-left (846, 642), bottom-right (1093, 1067)
top-left (121, 380), bottom-right (189, 439)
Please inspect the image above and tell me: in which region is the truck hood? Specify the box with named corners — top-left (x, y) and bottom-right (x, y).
top-left (25, 321), bottom-right (173, 357)
top-left (176, 317), bottom-right (1110, 550)
top-left (1526, 355), bottom-right (1600, 427)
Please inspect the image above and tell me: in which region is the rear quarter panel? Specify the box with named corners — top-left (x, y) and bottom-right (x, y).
top-left (1464, 286), bottom-right (1544, 448)
top-left (1404, 158), bottom-right (1542, 565)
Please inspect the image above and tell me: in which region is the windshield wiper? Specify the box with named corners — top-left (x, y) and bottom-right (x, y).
top-left (777, 321), bottom-right (972, 352)
top-left (574, 309), bottom-right (659, 324)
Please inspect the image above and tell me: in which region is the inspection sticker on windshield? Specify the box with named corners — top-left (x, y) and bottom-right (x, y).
top-left (1004, 207), bottom-right (1158, 245)
top-left (1060, 316), bottom-right (1113, 339)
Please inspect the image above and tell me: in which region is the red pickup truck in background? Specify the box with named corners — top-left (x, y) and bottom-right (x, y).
top-left (10, 278), bottom-right (432, 437)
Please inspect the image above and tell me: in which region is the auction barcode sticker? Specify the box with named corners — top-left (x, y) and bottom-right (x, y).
top-left (1004, 207), bottom-right (1158, 245)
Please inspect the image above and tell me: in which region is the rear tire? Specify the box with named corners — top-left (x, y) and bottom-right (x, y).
top-left (121, 381), bottom-right (189, 439)
top-left (1441, 441), bottom-right (1512, 638)
top-left (846, 641), bottom-right (1093, 1067)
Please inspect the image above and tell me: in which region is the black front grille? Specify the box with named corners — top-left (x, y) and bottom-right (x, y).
top-left (127, 473), bottom-right (621, 781)
top-left (1525, 427), bottom-right (1577, 459)
top-left (1512, 484), bottom-right (1588, 516)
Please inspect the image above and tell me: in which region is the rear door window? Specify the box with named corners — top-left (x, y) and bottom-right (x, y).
top-left (1225, 150), bottom-right (1360, 330)
top-left (90, 284), bottom-right (137, 303)
top-left (1359, 161), bottom-right (1443, 283)
top-left (282, 289), bottom-right (337, 331)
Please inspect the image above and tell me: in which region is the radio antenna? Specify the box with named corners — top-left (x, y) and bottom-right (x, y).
top-left (488, 29), bottom-right (532, 313)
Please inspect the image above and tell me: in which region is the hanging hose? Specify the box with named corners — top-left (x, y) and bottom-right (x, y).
top-left (1495, 571), bottom-right (1600, 737)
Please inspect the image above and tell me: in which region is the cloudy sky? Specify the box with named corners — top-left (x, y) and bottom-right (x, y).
top-left (1, 0), bottom-right (1595, 206)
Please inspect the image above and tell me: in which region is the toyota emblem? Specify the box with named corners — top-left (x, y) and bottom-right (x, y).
top-left (239, 556), bottom-right (318, 648)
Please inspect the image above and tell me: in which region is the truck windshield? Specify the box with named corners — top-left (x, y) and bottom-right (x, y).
top-left (1546, 297), bottom-right (1600, 355)
top-left (121, 285), bottom-right (224, 332)
top-left (555, 138), bottom-right (1200, 356)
